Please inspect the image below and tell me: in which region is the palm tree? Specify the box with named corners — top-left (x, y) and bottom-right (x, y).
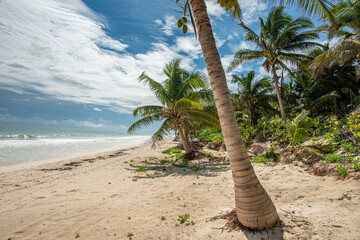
top-left (281, 0), bottom-right (336, 21)
top-left (312, 0), bottom-right (360, 79)
top-left (229, 6), bottom-right (321, 121)
top-left (183, 0), bottom-right (279, 229)
top-left (128, 58), bottom-right (219, 154)
top-left (231, 71), bottom-right (273, 125)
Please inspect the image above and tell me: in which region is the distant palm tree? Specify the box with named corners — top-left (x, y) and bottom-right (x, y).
top-left (229, 6), bottom-right (321, 120)
top-left (231, 71), bottom-right (273, 125)
top-left (127, 58), bottom-right (219, 153)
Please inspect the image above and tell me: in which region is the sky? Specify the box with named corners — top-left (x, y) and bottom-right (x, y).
top-left (0, 0), bottom-right (324, 131)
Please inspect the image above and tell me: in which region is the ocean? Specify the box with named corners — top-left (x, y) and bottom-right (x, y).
top-left (0, 124), bottom-right (151, 167)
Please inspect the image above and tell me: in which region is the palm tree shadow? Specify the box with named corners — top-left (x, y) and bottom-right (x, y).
top-left (125, 156), bottom-right (230, 179)
top-left (242, 222), bottom-right (284, 240)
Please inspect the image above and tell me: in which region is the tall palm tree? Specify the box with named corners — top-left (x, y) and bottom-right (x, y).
top-left (231, 71), bottom-right (273, 125)
top-left (183, 0), bottom-right (279, 229)
top-left (229, 6), bottom-right (321, 120)
top-left (128, 58), bottom-right (219, 154)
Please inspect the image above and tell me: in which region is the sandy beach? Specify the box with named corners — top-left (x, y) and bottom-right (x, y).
top-left (1, 137), bottom-right (359, 240)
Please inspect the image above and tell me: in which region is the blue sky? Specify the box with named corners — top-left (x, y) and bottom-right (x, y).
top-left (0, 0), bottom-right (324, 131)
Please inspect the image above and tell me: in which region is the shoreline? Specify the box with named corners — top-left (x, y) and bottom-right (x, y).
top-left (1, 137), bottom-right (359, 239)
top-left (0, 137), bottom-right (154, 173)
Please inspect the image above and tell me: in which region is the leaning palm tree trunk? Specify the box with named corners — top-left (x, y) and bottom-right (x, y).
top-left (178, 125), bottom-right (192, 153)
top-left (189, 0), bottom-right (278, 229)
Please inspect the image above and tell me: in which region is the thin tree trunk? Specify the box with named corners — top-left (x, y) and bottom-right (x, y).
top-left (190, 0), bottom-right (278, 229)
top-left (280, 70), bottom-right (285, 101)
top-left (272, 67), bottom-right (286, 121)
top-left (178, 126), bottom-right (192, 153)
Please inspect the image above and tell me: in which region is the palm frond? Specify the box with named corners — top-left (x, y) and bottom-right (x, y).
top-left (150, 118), bottom-right (173, 148)
top-left (133, 105), bottom-right (166, 117)
top-left (139, 72), bottom-right (170, 104)
top-left (127, 114), bottom-right (164, 134)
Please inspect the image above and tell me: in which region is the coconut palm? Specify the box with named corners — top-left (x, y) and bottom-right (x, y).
top-left (281, 0), bottom-right (336, 21)
top-left (175, 0), bottom-right (279, 230)
top-left (128, 58), bottom-right (219, 154)
top-left (229, 6), bottom-right (321, 120)
top-left (231, 71), bottom-right (273, 125)
top-left (312, 0), bottom-right (360, 79)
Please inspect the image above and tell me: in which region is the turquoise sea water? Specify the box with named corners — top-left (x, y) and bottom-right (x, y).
top-left (0, 124), bottom-right (151, 166)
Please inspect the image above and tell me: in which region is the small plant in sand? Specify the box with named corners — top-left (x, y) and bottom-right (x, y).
top-left (177, 213), bottom-right (195, 226)
top-left (135, 166), bottom-right (147, 172)
top-left (160, 159), bottom-right (167, 164)
top-left (154, 171), bottom-right (161, 175)
top-left (130, 160), bottom-right (135, 162)
top-left (127, 232), bottom-right (134, 239)
top-left (128, 216), bottom-right (131, 219)
top-left (171, 159), bottom-right (189, 168)
top-left (75, 233), bottom-right (80, 238)
top-left (203, 151), bottom-right (213, 156)
top-left (160, 216), bottom-right (166, 220)
top-left (336, 165), bottom-right (347, 177)
top-left (252, 156), bottom-right (271, 163)
top-left (293, 161), bottom-right (299, 166)
top-left (132, 178), bottom-right (138, 182)
top-left (341, 193), bottom-right (351, 200)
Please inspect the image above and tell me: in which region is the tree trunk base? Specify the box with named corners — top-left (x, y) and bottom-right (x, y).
top-left (181, 151), bottom-right (196, 160)
top-left (207, 209), bottom-right (282, 232)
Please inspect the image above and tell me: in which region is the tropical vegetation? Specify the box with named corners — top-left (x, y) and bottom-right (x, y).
top-left (128, 0), bottom-right (360, 232)
top-left (127, 58), bottom-right (219, 154)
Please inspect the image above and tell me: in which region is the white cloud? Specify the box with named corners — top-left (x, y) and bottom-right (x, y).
top-left (239, 0), bottom-right (267, 25)
top-left (0, 0), bottom-right (199, 114)
top-left (175, 36), bottom-right (202, 59)
top-left (205, 0), bottom-right (226, 19)
top-left (93, 107), bottom-right (101, 111)
top-left (155, 15), bottom-right (177, 36)
top-left (214, 33), bottom-right (226, 48)
top-left (0, 113), bottom-right (114, 128)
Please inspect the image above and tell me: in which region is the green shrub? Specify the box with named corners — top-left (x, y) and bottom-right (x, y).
top-left (341, 141), bottom-right (356, 153)
top-left (344, 109), bottom-right (360, 138)
top-left (264, 148), bottom-right (280, 161)
top-left (353, 161), bottom-right (360, 171)
top-left (198, 129), bottom-right (224, 144)
top-left (324, 153), bottom-right (342, 163)
top-left (336, 165), bottom-right (347, 177)
top-left (322, 145), bottom-right (336, 153)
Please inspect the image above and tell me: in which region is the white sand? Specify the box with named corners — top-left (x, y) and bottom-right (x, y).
top-left (1, 138), bottom-right (359, 240)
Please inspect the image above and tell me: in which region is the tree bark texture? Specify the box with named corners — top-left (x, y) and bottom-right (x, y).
top-left (190, 0), bottom-right (278, 229)
top-left (178, 125), bottom-right (192, 153)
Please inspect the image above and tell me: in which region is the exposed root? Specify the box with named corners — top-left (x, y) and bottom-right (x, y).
top-left (206, 209), bottom-right (248, 232)
top-left (207, 209), bottom-right (283, 233)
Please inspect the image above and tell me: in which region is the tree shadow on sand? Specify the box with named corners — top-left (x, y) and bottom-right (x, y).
top-left (124, 155), bottom-right (230, 179)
